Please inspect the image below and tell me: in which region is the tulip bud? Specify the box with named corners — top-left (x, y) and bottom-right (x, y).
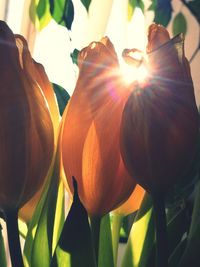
top-left (0, 21), bottom-right (54, 212)
top-left (120, 25), bottom-right (199, 194)
top-left (61, 37), bottom-right (136, 216)
top-left (15, 35), bottom-right (61, 222)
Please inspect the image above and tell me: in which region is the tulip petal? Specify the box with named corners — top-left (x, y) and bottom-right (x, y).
top-left (62, 38), bottom-right (136, 215)
top-left (0, 21), bottom-right (54, 210)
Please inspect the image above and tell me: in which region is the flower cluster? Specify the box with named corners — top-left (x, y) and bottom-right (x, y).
top-left (0, 21), bottom-right (198, 222)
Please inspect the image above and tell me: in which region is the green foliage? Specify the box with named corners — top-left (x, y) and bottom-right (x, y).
top-left (49, 0), bottom-right (74, 29)
top-left (52, 83), bottom-right (70, 116)
top-left (182, 0), bottom-right (200, 24)
top-left (23, 154), bottom-right (65, 267)
top-left (71, 49), bottom-right (79, 66)
top-left (149, 0), bottom-right (173, 27)
top-left (98, 214), bottom-right (114, 267)
top-left (29, 0), bottom-right (51, 30)
top-left (173, 13), bottom-right (187, 36)
top-left (128, 0), bottom-right (144, 21)
top-left (50, 179), bottom-right (96, 267)
top-left (80, 0), bottom-right (92, 11)
top-left (178, 181), bottom-right (200, 267)
top-left (121, 194), bottom-right (155, 267)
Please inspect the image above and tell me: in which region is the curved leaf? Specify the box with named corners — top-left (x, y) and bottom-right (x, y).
top-left (52, 83), bottom-right (70, 116)
top-left (121, 194), bottom-right (155, 267)
top-left (23, 153), bottom-right (65, 267)
top-left (81, 0), bottom-right (91, 11)
top-left (29, 0), bottom-right (51, 30)
top-left (173, 13), bottom-right (187, 36)
top-left (50, 179), bottom-right (96, 267)
top-left (150, 0), bottom-right (173, 27)
top-left (49, 0), bottom-right (74, 30)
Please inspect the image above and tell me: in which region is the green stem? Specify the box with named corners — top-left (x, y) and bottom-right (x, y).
top-left (5, 209), bottom-right (24, 267)
top-left (152, 194), bottom-right (168, 267)
top-left (111, 214), bottom-right (123, 266)
top-left (90, 216), bottom-right (101, 263)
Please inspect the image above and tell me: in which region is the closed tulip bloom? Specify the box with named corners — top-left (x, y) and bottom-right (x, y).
top-left (0, 21), bottom-right (54, 212)
top-left (15, 35), bottom-right (60, 222)
top-left (120, 24), bottom-right (199, 194)
top-left (61, 37), bottom-right (136, 216)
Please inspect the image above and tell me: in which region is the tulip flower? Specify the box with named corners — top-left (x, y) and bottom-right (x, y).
top-left (15, 35), bottom-right (61, 222)
top-left (61, 37), bottom-right (136, 216)
top-left (120, 24), bottom-right (199, 195)
top-left (0, 21), bottom-right (54, 212)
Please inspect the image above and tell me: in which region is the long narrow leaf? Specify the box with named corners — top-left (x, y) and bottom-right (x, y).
top-left (121, 193), bottom-right (154, 267)
top-left (50, 179), bottom-right (96, 267)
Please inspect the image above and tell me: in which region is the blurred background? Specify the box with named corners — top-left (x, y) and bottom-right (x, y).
top-left (0, 0), bottom-right (200, 266)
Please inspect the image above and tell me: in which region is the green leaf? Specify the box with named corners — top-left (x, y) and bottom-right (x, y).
top-left (152, 0), bottom-right (173, 27)
top-left (0, 225), bottom-right (7, 267)
top-left (137, 0), bottom-right (144, 13)
top-left (98, 214), bottom-right (114, 267)
top-left (49, 0), bottom-right (74, 30)
top-left (167, 206), bottom-right (190, 256)
top-left (178, 181), bottom-right (200, 267)
top-left (128, 0), bottom-right (144, 21)
top-left (182, 0), bottom-right (200, 24)
top-left (121, 193), bottom-right (155, 267)
top-left (128, 0), bottom-right (136, 21)
top-left (80, 0), bottom-right (91, 11)
top-left (173, 13), bottom-right (187, 36)
top-left (29, 0), bottom-right (51, 30)
top-left (23, 153), bottom-right (65, 267)
top-left (52, 83), bottom-right (70, 116)
top-left (70, 49), bottom-right (80, 66)
top-left (50, 179), bottom-right (96, 267)
top-left (168, 238), bottom-right (187, 267)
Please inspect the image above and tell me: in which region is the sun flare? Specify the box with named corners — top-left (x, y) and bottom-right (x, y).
top-left (120, 60), bottom-right (148, 84)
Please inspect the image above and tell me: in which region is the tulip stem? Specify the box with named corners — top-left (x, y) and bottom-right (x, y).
top-left (5, 209), bottom-right (24, 267)
top-left (152, 194), bottom-right (168, 267)
top-left (90, 216), bottom-right (101, 263)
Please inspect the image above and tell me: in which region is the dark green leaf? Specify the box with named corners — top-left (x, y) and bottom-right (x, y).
top-left (50, 178), bottom-right (96, 267)
top-left (181, 0), bottom-right (200, 24)
top-left (80, 0), bottom-right (91, 11)
top-left (70, 49), bottom-right (79, 66)
top-left (49, 0), bottom-right (74, 30)
top-left (37, 0), bottom-right (47, 19)
top-left (137, 0), bottom-right (144, 13)
top-left (148, 0), bottom-right (156, 11)
top-left (168, 238), bottom-right (187, 267)
top-left (178, 181), bottom-right (200, 267)
top-left (52, 83), bottom-right (70, 116)
top-left (173, 13), bottom-right (187, 36)
top-left (151, 0), bottom-right (173, 27)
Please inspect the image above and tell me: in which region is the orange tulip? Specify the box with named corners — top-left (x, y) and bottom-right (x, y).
top-left (61, 37), bottom-right (136, 216)
top-left (14, 35), bottom-right (61, 222)
top-left (0, 21), bottom-right (54, 212)
top-left (120, 24), bottom-right (199, 194)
